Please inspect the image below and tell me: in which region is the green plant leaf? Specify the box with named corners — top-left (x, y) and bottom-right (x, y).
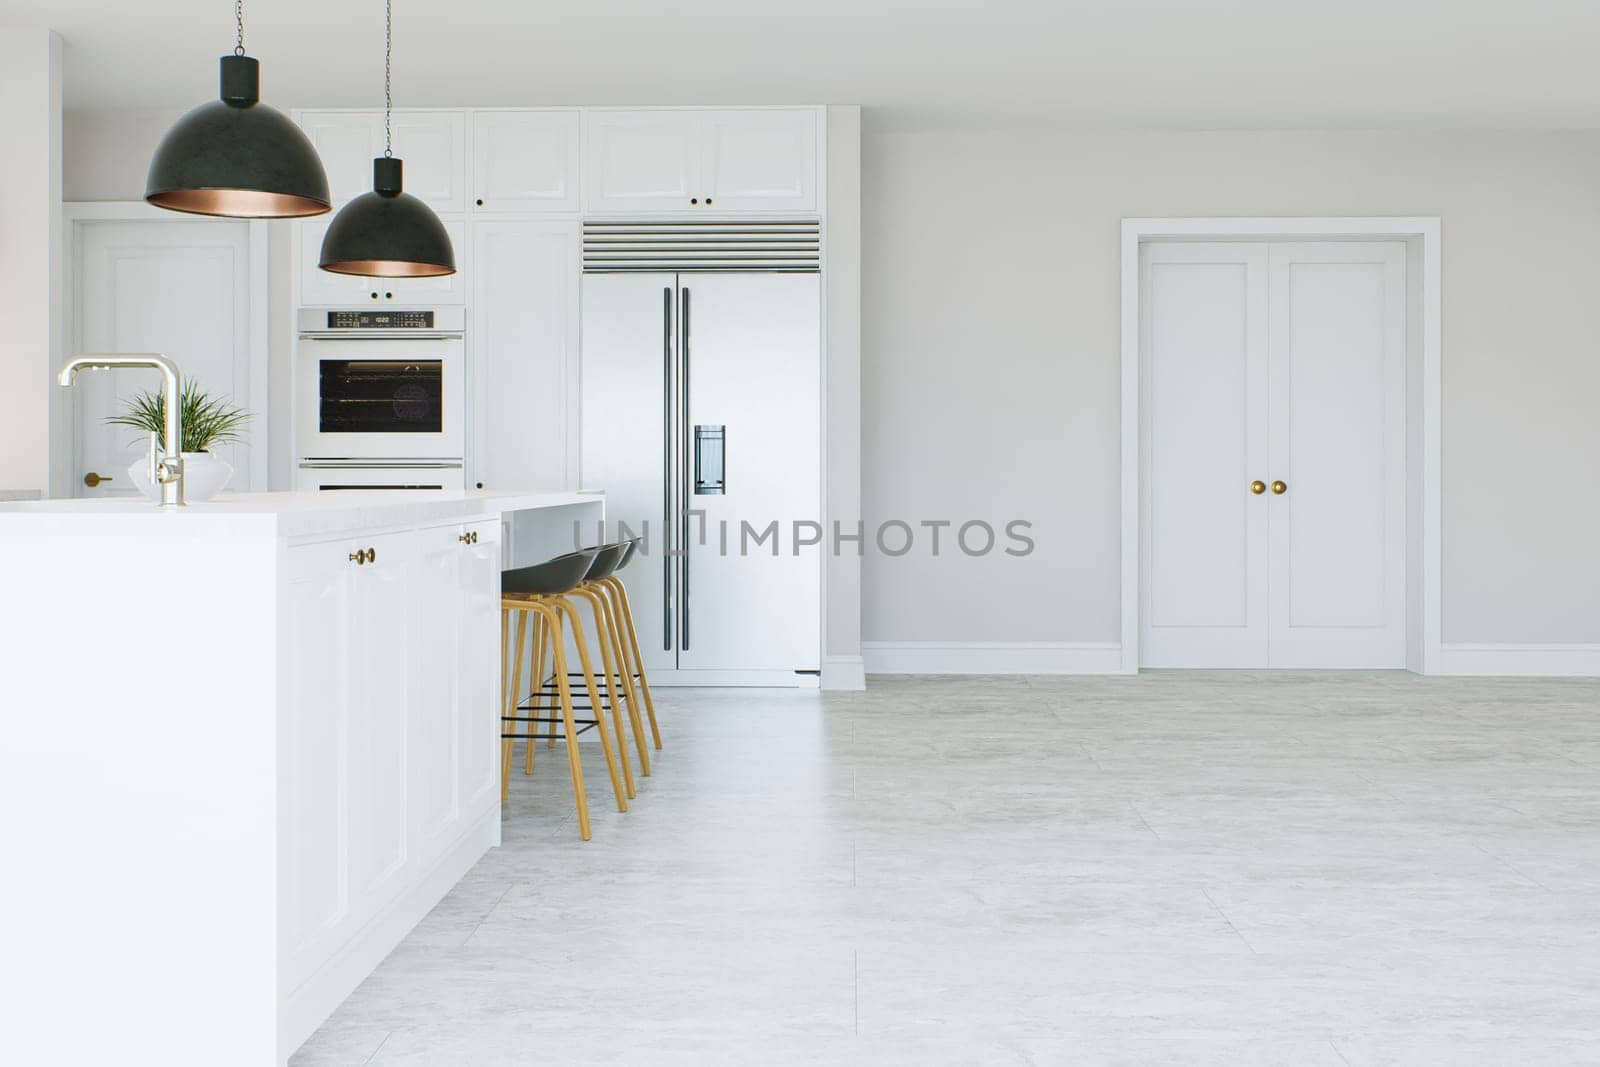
top-left (106, 379), bottom-right (252, 454)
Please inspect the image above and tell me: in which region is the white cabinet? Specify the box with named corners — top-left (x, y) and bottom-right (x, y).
top-left (699, 109), bottom-right (820, 212)
top-left (584, 108), bottom-right (819, 214)
top-left (301, 112), bottom-right (382, 206)
top-left (297, 110), bottom-right (467, 211)
top-left (282, 518), bottom-right (500, 993)
top-left (471, 111), bottom-right (581, 213)
top-left (470, 218), bottom-right (580, 490)
top-left (584, 110), bottom-right (701, 214)
top-left (297, 216), bottom-right (468, 306)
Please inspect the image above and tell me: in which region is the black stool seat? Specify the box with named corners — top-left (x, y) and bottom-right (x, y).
top-left (581, 542), bottom-right (628, 583)
top-left (615, 540), bottom-right (639, 572)
top-left (503, 548), bottom-right (598, 596)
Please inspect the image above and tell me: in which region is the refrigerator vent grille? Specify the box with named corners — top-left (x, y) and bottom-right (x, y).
top-left (582, 219), bottom-right (821, 273)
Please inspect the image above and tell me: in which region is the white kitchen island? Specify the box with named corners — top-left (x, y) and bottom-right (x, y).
top-left (0, 490), bottom-right (602, 1067)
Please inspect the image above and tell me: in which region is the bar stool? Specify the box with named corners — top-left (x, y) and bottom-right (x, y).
top-left (541, 542), bottom-right (643, 797)
top-left (553, 541), bottom-right (654, 783)
top-left (592, 540), bottom-right (663, 755)
top-left (501, 548), bottom-right (627, 841)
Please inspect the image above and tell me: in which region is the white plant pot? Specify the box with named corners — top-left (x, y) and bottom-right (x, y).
top-left (128, 451), bottom-right (234, 503)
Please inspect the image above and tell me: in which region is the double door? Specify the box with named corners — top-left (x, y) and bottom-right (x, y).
top-left (1140, 241), bottom-right (1407, 668)
top-left (581, 272), bottom-right (821, 679)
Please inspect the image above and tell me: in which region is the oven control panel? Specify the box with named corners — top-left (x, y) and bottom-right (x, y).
top-left (326, 310), bottom-right (435, 330)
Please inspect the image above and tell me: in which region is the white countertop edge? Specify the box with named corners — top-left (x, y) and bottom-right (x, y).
top-left (0, 489), bottom-right (604, 540)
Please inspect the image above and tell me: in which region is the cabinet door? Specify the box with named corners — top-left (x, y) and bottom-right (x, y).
top-left (282, 548), bottom-right (354, 989)
top-left (471, 111), bottom-right (581, 213)
top-left (344, 531), bottom-right (414, 910)
top-left (699, 109), bottom-right (819, 213)
top-left (409, 528), bottom-right (464, 864)
top-left (470, 219), bottom-right (579, 490)
top-left (392, 112), bottom-right (467, 212)
top-left (408, 519), bottom-right (502, 867)
top-left (456, 520), bottom-right (502, 813)
top-left (298, 216), bottom-right (468, 306)
top-left (584, 110), bottom-right (702, 214)
top-left (300, 111), bottom-right (382, 206)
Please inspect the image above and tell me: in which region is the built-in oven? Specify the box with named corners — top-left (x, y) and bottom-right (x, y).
top-left (296, 307), bottom-right (465, 463)
top-left (295, 460), bottom-right (465, 492)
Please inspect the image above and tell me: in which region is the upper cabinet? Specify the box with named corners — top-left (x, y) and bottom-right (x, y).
top-left (470, 111), bottom-right (581, 213)
top-left (585, 108), bottom-right (819, 215)
top-left (296, 110), bottom-right (467, 212)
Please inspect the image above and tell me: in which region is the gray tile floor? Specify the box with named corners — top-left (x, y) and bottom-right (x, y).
top-left (293, 672), bottom-right (1600, 1065)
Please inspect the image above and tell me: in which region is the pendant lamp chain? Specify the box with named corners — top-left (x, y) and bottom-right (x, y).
top-left (233, 0), bottom-right (245, 56)
top-left (383, 0), bottom-right (393, 158)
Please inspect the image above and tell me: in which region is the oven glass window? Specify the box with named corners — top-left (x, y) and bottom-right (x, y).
top-left (319, 360), bottom-right (443, 433)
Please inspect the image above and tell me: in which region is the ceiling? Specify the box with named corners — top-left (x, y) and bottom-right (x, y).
top-left (9, 0), bottom-right (1600, 129)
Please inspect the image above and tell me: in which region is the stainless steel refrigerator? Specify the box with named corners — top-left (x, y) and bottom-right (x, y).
top-left (581, 254), bottom-right (822, 684)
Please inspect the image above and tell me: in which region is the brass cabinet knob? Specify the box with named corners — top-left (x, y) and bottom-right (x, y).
top-left (1271, 480), bottom-right (1288, 495)
top-left (83, 472), bottom-right (114, 488)
top-left (348, 547), bottom-right (377, 565)
top-left (458, 530), bottom-right (479, 545)
top-left (1250, 480), bottom-right (1266, 495)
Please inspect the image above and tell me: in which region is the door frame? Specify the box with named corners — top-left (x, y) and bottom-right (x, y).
top-left (55, 201), bottom-right (270, 499)
top-left (1120, 217), bottom-right (1442, 675)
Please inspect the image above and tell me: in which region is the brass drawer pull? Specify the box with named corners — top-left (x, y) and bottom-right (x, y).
top-left (348, 547), bottom-right (376, 565)
top-left (1271, 480), bottom-right (1287, 495)
top-left (458, 530), bottom-right (479, 545)
top-left (1250, 480), bottom-right (1266, 495)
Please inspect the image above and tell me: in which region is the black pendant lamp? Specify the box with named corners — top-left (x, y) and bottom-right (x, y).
top-left (318, 0), bottom-right (456, 278)
top-left (146, 1), bottom-right (330, 218)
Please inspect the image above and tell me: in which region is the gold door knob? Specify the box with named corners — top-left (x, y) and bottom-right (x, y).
top-left (1250, 480), bottom-right (1266, 495)
top-left (1271, 480), bottom-right (1287, 495)
top-left (83, 472), bottom-right (114, 488)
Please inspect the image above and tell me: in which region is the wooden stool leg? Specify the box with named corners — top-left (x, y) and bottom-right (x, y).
top-left (525, 610), bottom-right (549, 775)
top-left (609, 577), bottom-right (662, 750)
top-left (502, 607), bottom-right (529, 802)
top-left (556, 597), bottom-right (628, 813)
top-left (538, 603), bottom-right (591, 841)
top-left (596, 582), bottom-right (651, 777)
top-left (574, 586), bottom-right (638, 796)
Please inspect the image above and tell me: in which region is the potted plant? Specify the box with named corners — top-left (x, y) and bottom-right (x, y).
top-left (107, 381), bottom-right (252, 502)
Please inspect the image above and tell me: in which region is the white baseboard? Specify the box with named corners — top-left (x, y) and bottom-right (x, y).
top-left (862, 641), bottom-right (1125, 675)
top-left (822, 655), bottom-right (867, 690)
top-left (1435, 643), bottom-right (1600, 677)
top-left (648, 668), bottom-right (819, 688)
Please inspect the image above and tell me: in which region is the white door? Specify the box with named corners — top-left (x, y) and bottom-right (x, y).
top-left (699, 109), bottom-right (819, 213)
top-left (1267, 243), bottom-right (1407, 667)
top-left (580, 273), bottom-right (676, 674)
top-left (1140, 243), bottom-right (1271, 667)
top-left (1140, 240), bottom-right (1407, 668)
top-left (470, 111), bottom-right (581, 213)
top-left (71, 218), bottom-right (259, 497)
top-left (470, 219), bottom-right (580, 490)
top-left (676, 273), bottom-right (821, 673)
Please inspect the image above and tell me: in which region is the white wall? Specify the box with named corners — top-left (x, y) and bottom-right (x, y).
top-left (0, 31), bottom-right (62, 494)
top-left (862, 128), bottom-right (1600, 649)
top-left (824, 106), bottom-right (864, 687)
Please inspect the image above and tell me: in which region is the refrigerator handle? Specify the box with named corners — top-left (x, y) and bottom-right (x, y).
top-left (680, 285), bottom-right (691, 652)
top-left (662, 285), bottom-right (673, 652)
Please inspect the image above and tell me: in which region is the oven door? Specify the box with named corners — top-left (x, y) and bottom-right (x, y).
top-left (297, 336), bottom-right (465, 460)
top-left (296, 461), bottom-right (466, 492)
